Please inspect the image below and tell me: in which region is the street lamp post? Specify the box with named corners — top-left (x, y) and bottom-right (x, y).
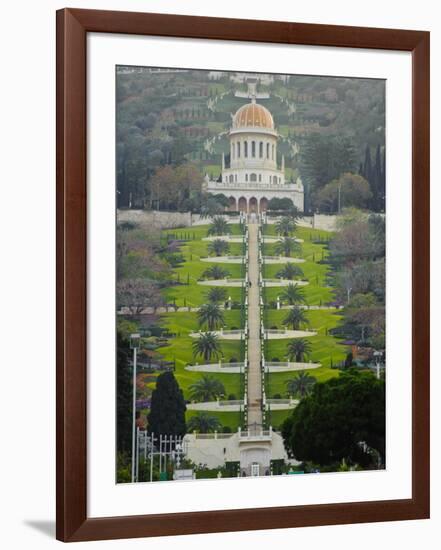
top-left (373, 350), bottom-right (382, 380)
top-left (337, 181), bottom-right (342, 214)
top-left (130, 333), bottom-right (141, 483)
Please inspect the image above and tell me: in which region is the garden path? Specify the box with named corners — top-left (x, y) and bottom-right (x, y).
top-left (246, 220), bottom-right (263, 427)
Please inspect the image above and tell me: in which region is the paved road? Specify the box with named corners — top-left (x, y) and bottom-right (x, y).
top-left (246, 221), bottom-right (263, 427)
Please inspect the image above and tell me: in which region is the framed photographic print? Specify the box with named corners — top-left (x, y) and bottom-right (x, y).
top-left (56, 8), bottom-right (430, 542)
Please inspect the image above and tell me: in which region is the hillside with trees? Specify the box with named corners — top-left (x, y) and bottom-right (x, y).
top-left (116, 68), bottom-right (385, 214)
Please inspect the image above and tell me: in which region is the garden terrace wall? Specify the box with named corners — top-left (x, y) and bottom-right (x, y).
top-left (117, 209), bottom-right (193, 229)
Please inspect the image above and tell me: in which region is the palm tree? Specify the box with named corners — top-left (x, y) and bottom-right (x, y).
top-left (192, 332), bottom-right (222, 362)
top-left (206, 287), bottom-right (228, 303)
top-left (286, 205), bottom-right (300, 222)
top-left (202, 265), bottom-right (231, 279)
top-left (275, 216), bottom-right (296, 236)
top-left (207, 216), bottom-right (231, 236)
top-left (197, 303), bottom-right (225, 330)
top-left (281, 283), bottom-right (306, 305)
top-left (285, 372), bottom-right (316, 398)
top-left (274, 237), bottom-right (301, 257)
top-left (275, 264), bottom-right (304, 280)
top-left (283, 306), bottom-right (309, 330)
top-left (208, 239), bottom-right (230, 257)
top-left (189, 375), bottom-right (225, 402)
top-left (200, 197), bottom-right (226, 219)
top-left (287, 338), bottom-right (312, 362)
top-left (187, 412), bottom-right (222, 433)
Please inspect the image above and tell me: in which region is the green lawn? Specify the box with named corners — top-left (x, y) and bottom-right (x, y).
top-left (261, 224), bottom-right (346, 429)
top-left (264, 309), bottom-right (346, 370)
top-left (140, 222), bottom-right (348, 433)
top-left (155, 224), bottom-right (248, 430)
top-left (162, 224), bottom-right (245, 307)
top-left (158, 310), bottom-right (244, 428)
top-left (203, 163), bottom-right (222, 176)
top-left (158, 310), bottom-right (242, 418)
top-left (263, 308), bottom-right (346, 430)
top-left (262, 225), bottom-right (335, 306)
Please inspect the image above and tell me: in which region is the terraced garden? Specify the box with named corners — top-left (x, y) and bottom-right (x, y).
top-left (162, 223), bottom-right (245, 308)
top-left (261, 222), bottom-right (345, 428)
top-left (158, 223), bottom-right (246, 430)
top-left (154, 219), bottom-right (347, 432)
top-left (262, 224), bottom-right (334, 305)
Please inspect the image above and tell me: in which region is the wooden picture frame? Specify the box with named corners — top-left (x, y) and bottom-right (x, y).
top-left (56, 8), bottom-right (430, 542)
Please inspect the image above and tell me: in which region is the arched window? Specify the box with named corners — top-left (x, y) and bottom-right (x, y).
top-left (237, 142), bottom-right (241, 158)
top-left (259, 174), bottom-right (262, 182)
top-left (272, 144), bottom-right (275, 160)
top-left (244, 141), bottom-right (248, 157)
top-left (250, 173), bottom-right (257, 182)
top-left (245, 173), bottom-right (248, 182)
top-left (251, 141), bottom-right (256, 157)
top-left (266, 143), bottom-right (270, 158)
top-left (259, 142), bottom-right (263, 158)
top-left (229, 175), bottom-right (234, 183)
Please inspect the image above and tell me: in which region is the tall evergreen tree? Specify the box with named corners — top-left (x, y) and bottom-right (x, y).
top-left (116, 332), bottom-right (132, 454)
top-left (373, 144), bottom-right (383, 210)
top-left (147, 371), bottom-right (187, 436)
top-left (362, 145), bottom-right (372, 183)
top-left (299, 134), bottom-right (356, 212)
top-left (360, 144), bottom-right (385, 212)
top-left (333, 137), bottom-right (356, 180)
top-left (380, 148), bottom-right (386, 211)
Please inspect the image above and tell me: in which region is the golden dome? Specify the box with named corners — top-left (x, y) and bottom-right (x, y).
top-left (232, 101), bottom-right (274, 130)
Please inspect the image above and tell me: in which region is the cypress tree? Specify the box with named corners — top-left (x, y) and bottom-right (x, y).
top-left (362, 145), bottom-right (372, 183)
top-left (380, 148), bottom-right (386, 211)
top-left (116, 332), bottom-right (132, 454)
top-left (147, 371), bottom-right (187, 436)
top-left (299, 134), bottom-right (356, 212)
top-left (373, 144), bottom-right (382, 211)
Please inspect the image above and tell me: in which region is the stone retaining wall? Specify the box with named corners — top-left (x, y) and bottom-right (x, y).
top-left (117, 209), bottom-right (193, 229)
top-left (117, 209), bottom-right (345, 232)
top-left (312, 214), bottom-right (338, 231)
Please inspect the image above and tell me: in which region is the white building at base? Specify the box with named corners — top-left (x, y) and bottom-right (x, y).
top-left (183, 426), bottom-right (296, 477)
top-left (206, 98), bottom-right (304, 214)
